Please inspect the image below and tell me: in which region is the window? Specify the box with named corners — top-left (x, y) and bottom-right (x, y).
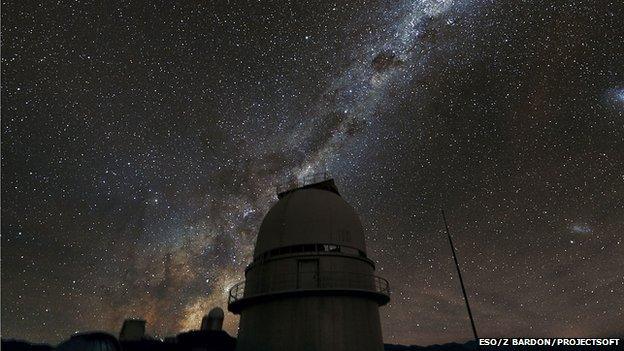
top-left (322, 244), bottom-right (340, 252)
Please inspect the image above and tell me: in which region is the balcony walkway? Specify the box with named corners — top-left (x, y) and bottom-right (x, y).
top-left (228, 271), bottom-right (390, 313)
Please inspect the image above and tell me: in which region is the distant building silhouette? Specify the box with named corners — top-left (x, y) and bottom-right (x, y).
top-left (228, 176), bottom-right (390, 351)
top-left (56, 332), bottom-right (121, 351)
top-left (201, 307), bottom-right (225, 331)
top-left (119, 319), bottom-right (146, 342)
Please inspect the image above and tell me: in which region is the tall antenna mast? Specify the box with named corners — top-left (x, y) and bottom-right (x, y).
top-left (441, 209), bottom-right (479, 342)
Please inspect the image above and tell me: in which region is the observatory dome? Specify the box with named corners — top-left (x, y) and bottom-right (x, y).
top-left (253, 181), bottom-right (366, 258)
top-left (56, 332), bottom-right (121, 351)
top-left (201, 307), bottom-right (225, 331)
top-left (231, 177), bottom-right (389, 351)
top-left (208, 306), bottom-right (224, 319)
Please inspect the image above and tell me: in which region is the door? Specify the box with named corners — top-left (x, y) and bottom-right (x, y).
top-left (297, 259), bottom-right (319, 289)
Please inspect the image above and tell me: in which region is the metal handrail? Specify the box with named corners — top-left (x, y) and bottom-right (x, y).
top-left (275, 171), bottom-right (332, 195)
top-left (228, 271), bottom-right (389, 305)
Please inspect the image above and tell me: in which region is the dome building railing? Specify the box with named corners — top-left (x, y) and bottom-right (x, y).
top-left (228, 271), bottom-right (390, 307)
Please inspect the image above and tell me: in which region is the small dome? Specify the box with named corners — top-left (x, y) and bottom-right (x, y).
top-left (254, 183), bottom-right (366, 258)
top-left (208, 307), bottom-right (224, 319)
top-left (57, 332), bottom-right (120, 351)
top-left (201, 307), bottom-right (225, 331)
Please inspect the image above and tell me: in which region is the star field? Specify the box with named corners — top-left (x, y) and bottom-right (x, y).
top-left (2, 0), bottom-right (623, 346)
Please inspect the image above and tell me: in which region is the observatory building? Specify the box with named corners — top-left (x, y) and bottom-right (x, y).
top-left (57, 332), bottom-right (121, 351)
top-left (201, 307), bottom-right (225, 331)
top-left (228, 176), bottom-right (390, 351)
top-left (118, 319), bottom-right (146, 342)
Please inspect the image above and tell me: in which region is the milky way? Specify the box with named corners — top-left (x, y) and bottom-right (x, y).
top-left (2, 0), bottom-right (624, 346)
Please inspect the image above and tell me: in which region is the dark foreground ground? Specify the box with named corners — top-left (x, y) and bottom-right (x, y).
top-left (3, 337), bottom-right (623, 351)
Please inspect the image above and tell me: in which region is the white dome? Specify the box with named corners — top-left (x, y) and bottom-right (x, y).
top-left (254, 184), bottom-right (366, 258)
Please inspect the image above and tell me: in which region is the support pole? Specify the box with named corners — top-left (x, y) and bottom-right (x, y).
top-left (441, 209), bottom-right (479, 342)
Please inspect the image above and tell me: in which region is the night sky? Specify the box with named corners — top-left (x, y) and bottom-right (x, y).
top-left (2, 0), bottom-right (623, 346)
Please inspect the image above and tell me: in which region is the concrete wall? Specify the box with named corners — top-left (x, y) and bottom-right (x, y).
top-left (236, 296), bottom-right (383, 351)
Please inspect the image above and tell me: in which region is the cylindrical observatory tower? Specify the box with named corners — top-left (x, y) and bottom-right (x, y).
top-left (228, 176), bottom-right (390, 351)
